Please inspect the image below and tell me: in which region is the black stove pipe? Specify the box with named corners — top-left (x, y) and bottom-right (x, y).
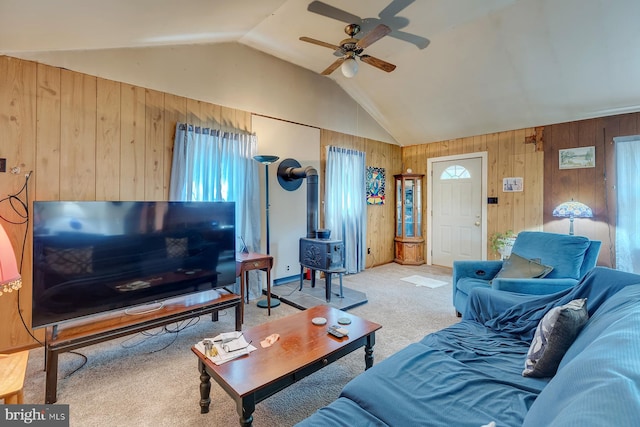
top-left (278, 164), bottom-right (318, 238)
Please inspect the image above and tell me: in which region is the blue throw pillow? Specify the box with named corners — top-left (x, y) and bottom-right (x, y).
top-left (523, 298), bottom-right (588, 378)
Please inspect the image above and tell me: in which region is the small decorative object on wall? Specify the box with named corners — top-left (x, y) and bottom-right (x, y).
top-left (559, 146), bottom-right (595, 169)
top-left (503, 177), bottom-right (523, 192)
top-left (366, 166), bottom-right (386, 205)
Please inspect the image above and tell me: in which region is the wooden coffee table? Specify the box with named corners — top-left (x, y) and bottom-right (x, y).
top-left (191, 305), bottom-right (382, 427)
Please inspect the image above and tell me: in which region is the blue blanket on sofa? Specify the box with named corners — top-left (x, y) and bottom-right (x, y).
top-left (297, 267), bottom-right (640, 427)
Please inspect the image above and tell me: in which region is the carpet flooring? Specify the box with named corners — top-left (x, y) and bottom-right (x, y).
top-left (21, 262), bottom-right (456, 427)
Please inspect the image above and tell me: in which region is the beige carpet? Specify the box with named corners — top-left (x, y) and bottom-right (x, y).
top-left (22, 262), bottom-right (457, 427)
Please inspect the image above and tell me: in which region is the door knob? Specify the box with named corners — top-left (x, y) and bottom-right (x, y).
top-left (475, 221), bottom-right (480, 226)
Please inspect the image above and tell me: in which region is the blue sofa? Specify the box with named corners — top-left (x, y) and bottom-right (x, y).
top-left (297, 267), bottom-right (640, 426)
top-left (453, 231), bottom-right (601, 316)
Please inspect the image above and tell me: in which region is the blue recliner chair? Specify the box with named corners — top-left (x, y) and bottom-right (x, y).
top-left (453, 231), bottom-right (602, 316)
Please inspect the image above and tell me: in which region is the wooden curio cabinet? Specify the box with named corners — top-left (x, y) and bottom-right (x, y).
top-left (394, 173), bottom-right (425, 265)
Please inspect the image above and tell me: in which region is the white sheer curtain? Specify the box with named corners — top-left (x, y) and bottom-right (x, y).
top-left (615, 136), bottom-right (640, 273)
top-left (325, 146), bottom-right (367, 273)
top-left (170, 123), bottom-right (262, 297)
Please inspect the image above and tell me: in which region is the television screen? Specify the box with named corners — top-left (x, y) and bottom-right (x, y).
top-left (32, 201), bottom-right (236, 328)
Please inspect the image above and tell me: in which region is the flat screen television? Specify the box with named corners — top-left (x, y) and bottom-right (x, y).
top-left (32, 201), bottom-right (236, 328)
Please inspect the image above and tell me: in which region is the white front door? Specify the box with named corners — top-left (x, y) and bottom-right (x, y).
top-left (429, 155), bottom-right (486, 267)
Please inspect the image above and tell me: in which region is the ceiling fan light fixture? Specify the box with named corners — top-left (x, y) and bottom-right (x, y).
top-left (341, 57), bottom-right (358, 78)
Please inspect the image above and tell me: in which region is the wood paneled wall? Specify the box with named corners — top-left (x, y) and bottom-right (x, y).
top-left (402, 129), bottom-right (545, 260)
top-left (0, 56), bottom-right (251, 351)
top-left (545, 113), bottom-right (640, 268)
top-left (319, 130), bottom-right (402, 267)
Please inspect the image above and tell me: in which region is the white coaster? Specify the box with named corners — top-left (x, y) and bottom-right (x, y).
top-left (312, 317), bottom-right (327, 325)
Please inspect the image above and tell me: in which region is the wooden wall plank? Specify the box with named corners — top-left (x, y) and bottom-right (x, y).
top-left (145, 89), bottom-right (165, 201)
top-left (163, 94), bottom-right (186, 198)
top-left (35, 63), bottom-right (61, 201)
top-left (523, 128), bottom-right (543, 232)
top-left (187, 99), bottom-right (204, 127)
top-left (96, 78), bottom-right (121, 200)
top-left (220, 105), bottom-right (235, 132)
top-left (120, 83), bottom-right (146, 200)
top-left (512, 129), bottom-right (527, 233)
top-left (60, 70), bottom-right (96, 200)
top-left (202, 102), bottom-right (221, 130)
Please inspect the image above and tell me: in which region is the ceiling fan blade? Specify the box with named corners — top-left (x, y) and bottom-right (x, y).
top-left (321, 57), bottom-right (346, 75)
top-left (379, 0), bottom-right (415, 20)
top-left (388, 29), bottom-right (430, 50)
top-left (356, 24), bottom-right (392, 49)
top-left (299, 36), bottom-right (341, 51)
top-left (360, 55), bottom-right (396, 73)
top-left (307, 1), bottom-right (362, 25)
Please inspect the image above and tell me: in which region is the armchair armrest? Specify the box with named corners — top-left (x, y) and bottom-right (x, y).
top-left (492, 278), bottom-right (579, 295)
top-left (452, 260), bottom-right (503, 284)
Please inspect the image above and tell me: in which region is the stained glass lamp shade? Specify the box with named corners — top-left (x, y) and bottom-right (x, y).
top-left (552, 200), bottom-right (593, 235)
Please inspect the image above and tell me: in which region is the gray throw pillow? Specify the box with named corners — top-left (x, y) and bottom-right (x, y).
top-left (522, 298), bottom-right (588, 378)
top-left (493, 252), bottom-right (553, 281)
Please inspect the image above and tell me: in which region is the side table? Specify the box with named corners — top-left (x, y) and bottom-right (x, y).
top-left (236, 252), bottom-right (274, 323)
top-left (0, 350), bottom-right (29, 404)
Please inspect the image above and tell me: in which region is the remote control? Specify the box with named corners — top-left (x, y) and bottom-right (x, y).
top-left (328, 325), bottom-right (349, 338)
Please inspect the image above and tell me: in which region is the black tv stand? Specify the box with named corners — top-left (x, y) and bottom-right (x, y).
top-left (44, 289), bottom-right (241, 404)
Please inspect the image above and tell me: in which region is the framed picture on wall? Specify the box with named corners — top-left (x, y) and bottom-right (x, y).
top-left (503, 177), bottom-right (523, 192)
top-left (559, 146), bottom-right (595, 169)
top-left (366, 166), bottom-right (386, 205)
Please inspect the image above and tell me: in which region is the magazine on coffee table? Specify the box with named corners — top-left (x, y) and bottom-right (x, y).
top-left (195, 331), bottom-right (257, 365)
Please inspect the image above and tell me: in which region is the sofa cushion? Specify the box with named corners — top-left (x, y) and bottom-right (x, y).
top-left (522, 298), bottom-right (588, 378)
top-left (522, 285), bottom-right (640, 426)
top-left (297, 397), bottom-right (387, 427)
top-left (511, 232), bottom-right (590, 280)
top-left (335, 323), bottom-right (547, 427)
top-left (493, 253), bottom-right (553, 281)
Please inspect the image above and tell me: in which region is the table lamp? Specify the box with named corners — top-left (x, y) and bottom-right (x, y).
top-left (552, 199), bottom-right (593, 235)
top-left (0, 223), bottom-right (22, 296)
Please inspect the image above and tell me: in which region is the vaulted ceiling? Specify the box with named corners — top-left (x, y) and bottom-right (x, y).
top-left (2, 0), bottom-right (639, 146)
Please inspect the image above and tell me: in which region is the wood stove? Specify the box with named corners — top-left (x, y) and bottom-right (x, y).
top-left (299, 238), bottom-right (344, 271)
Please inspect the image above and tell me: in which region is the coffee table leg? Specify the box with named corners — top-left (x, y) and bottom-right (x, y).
top-left (364, 333), bottom-right (376, 370)
top-left (198, 360), bottom-right (212, 414)
top-left (238, 395), bottom-right (255, 427)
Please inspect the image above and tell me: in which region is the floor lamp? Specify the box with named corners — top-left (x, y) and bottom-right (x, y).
top-left (254, 155), bottom-right (281, 309)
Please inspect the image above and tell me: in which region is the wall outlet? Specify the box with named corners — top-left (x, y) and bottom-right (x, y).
top-left (286, 265), bottom-right (290, 271)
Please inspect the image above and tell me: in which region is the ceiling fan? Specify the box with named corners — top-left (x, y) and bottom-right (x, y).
top-left (300, 23), bottom-right (396, 78)
top-left (307, 0), bottom-right (430, 50)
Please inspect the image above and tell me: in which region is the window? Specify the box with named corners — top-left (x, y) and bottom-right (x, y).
top-left (440, 165), bottom-right (470, 180)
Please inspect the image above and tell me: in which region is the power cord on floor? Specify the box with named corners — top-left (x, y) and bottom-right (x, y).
top-left (62, 315), bottom-right (209, 380)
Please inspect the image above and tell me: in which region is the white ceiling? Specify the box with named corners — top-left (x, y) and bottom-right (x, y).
top-left (2, 0), bottom-right (640, 146)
